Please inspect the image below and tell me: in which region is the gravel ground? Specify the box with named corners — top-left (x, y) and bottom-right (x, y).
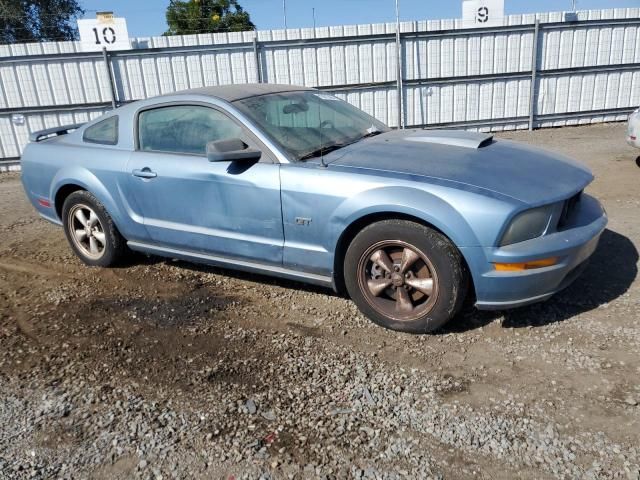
top-left (0, 123), bottom-right (639, 480)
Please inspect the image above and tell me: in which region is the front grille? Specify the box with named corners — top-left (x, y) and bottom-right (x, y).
top-left (558, 191), bottom-right (582, 229)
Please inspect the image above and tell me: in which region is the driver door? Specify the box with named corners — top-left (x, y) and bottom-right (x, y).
top-left (123, 103), bottom-right (284, 265)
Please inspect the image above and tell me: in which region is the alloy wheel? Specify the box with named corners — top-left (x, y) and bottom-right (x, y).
top-left (357, 240), bottom-right (439, 321)
top-left (68, 204), bottom-right (107, 260)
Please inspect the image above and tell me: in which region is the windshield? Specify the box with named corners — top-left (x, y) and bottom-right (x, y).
top-left (233, 91), bottom-right (389, 160)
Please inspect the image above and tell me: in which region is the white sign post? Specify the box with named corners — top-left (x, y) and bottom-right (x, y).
top-left (78, 14), bottom-right (131, 52)
top-left (462, 0), bottom-right (504, 28)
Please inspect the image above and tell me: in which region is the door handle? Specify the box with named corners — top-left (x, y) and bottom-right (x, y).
top-left (132, 168), bottom-right (157, 179)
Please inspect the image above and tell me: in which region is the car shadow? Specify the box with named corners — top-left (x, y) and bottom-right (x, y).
top-left (442, 229), bottom-right (638, 333)
top-left (118, 229), bottom-right (636, 334)
top-left (122, 251), bottom-right (340, 297)
top-left (636, 156), bottom-right (640, 168)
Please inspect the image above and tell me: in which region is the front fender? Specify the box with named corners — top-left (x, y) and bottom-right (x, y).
top-left (326, 186), bottom-right (484, 254)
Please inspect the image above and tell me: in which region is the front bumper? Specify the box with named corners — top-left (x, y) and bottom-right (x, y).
top-left (461, 194), bottom-right (607, 310)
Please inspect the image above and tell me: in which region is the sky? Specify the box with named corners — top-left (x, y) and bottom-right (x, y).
top-left (80, 0), bottom-right (640, 38)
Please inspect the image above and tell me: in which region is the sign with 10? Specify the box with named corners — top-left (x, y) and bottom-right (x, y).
top-left (78, 15), bottom-right (131, 52)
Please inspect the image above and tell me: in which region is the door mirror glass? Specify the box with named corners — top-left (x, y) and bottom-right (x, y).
top-left (206, 138), bottom-right (262, 163)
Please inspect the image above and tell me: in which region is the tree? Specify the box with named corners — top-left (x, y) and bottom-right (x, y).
top-left (165, 0), bottom-right (254, 36)
top-left (0, 0), bottom-right (84, 44)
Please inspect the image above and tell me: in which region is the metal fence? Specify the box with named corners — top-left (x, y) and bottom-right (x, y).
top-left (1, 7), bottom-right (639, 161)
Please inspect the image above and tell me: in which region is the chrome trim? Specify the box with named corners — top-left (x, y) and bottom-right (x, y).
top-left (127, 241), bottom-right (333, 287)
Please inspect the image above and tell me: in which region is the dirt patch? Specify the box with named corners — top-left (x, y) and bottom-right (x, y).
top-left (0, 123), bottom-right (639, 479)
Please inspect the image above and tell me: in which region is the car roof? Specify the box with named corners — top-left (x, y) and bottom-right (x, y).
top-left (165, 84), bottom-right (314, 103)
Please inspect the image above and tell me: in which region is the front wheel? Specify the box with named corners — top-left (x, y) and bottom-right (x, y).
top-left (344, 220), bottom-right (467, 333)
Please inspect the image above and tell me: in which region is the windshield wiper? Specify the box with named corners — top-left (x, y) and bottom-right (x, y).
top-left (360, 130), bottom-right (384, 139)
top-left (298, 143), bottom-right (347, 161)
top-left (298, 130), bottom-right (384, 161)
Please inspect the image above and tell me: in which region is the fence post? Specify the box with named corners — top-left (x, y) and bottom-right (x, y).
top-left (395, 27), bottom-right (405, 129)
top-left (253, 36), bottom-right (263, 83)
top-left (102, 47), bottom-right (117, 109)
top-left (528, 19), bottom-right (540, 131)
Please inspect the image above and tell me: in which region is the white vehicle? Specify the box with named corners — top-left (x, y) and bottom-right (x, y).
top-left (627, 108), bottom-right (640, 149)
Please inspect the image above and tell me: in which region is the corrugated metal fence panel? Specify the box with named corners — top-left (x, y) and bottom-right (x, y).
top-left (402, 28), bottom-right (535, 81)
top-left (1, 8), bottom-right (640, 157)
top-left (0, 57), bottom-right (113, 108)
top-left (531, 8), bottom-right (640, 129)
top-left (0, 107), bottom-right (109, 158)
top-left (401, 78), bottom-right (532, 128)
top-left (111, 48), bottom-right (259, 102)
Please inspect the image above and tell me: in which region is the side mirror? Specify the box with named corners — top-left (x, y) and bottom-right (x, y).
top-left (206, 138), bottom-right (262, 163)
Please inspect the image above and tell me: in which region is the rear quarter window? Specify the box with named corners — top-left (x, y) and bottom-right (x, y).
top-left (83, 116), bottom-right (118, 145)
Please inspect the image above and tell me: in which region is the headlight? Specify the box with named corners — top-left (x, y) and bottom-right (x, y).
top-left (500, 205), bottom-right (554, 246)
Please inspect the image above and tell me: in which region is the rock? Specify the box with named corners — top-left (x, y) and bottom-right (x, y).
top-left (362, 387), bottom-right (375, 405)
top-left (359, 426), bottom-right (375, 438)
top-left (246, 399), bottom-right (257, 415)
top-left (261, 410), bottom-right (276, 421)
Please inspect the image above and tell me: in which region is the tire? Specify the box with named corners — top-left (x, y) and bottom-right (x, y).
top-left (343, 220), bottom-right (467, 333)
top-left (61, 190), bottom-right (126, 267)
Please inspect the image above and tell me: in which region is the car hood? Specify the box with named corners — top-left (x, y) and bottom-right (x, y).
top-left (323, 129), bottom-right (593, 205)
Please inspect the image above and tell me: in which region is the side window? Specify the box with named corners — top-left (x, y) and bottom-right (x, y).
top-left (83, 116), bottom-right (118, 145)
top-left (138, 105), bottom-right (243, 155)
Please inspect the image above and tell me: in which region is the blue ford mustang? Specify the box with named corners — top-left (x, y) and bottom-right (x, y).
top-left (21, 84), bottom-right (607, 333)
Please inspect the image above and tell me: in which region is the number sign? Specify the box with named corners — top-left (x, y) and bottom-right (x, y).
top-left (462, 0), bottom-right (504, 28)
top-left (78, 17), bottom-right (131, 52)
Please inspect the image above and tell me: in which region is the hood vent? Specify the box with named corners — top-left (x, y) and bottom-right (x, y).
top-left (405, 130), bottom-right (494, 149)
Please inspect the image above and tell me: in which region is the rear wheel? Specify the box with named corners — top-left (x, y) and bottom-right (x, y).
top-left (344, 220), bottom-right (467, 333)
top-left (62, 191), bottom-right (125, 267)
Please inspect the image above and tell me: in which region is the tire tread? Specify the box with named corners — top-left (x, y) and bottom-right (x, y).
top-left (61, 190), bottom-right (126, 267)
top-left (344, 219), bottom-right (467, 333)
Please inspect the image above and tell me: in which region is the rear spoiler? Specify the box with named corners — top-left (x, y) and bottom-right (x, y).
top-left (30, 123), bottom-right (84, 142)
